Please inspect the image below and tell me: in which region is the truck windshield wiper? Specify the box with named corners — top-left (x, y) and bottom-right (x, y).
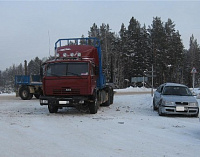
top-left (47, 72), bottom-right (61, 78)
top-left (46, 72), bottom-right (83, 78)
top-left (66, 71), bottom-right (82, 78)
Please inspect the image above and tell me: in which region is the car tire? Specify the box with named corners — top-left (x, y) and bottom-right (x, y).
top-left (193, 110), bottom-right (199, 117)
top-left (158, 105), bottom-right (164, 116)
top-left (153, 98), bottom-right (157, 111)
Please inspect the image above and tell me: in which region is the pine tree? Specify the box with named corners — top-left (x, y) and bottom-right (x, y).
top-left (184, 35), bottom-right (200, 86)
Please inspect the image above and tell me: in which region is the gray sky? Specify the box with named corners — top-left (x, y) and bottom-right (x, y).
top-left (0, 1), bottom-right (200, 71)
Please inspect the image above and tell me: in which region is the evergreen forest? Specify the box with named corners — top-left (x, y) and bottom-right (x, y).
top-left (0, 16), bottom-right (200, 90)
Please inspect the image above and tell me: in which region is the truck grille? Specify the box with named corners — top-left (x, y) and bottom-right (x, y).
top-left (53, 87), bottom-right (80, 95)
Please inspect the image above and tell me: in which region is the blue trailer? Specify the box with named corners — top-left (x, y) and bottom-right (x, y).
top-left (15, 75), bottom-right (43, 100)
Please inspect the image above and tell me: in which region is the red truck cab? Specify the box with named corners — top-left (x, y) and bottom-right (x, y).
top-left (40, 38), bottom-right (114, 114)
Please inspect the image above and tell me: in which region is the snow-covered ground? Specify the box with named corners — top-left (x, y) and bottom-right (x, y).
top-left (0, 88), bottom-right (200, 157)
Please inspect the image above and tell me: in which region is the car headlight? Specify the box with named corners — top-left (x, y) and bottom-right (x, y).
top-left (189, 102), bottom-right (198, 107)
top-left (162, 100), bottom-right (175, 106)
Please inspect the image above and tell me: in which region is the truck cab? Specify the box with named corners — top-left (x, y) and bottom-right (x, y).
top-left (40, 38), bottom-right (114, 114)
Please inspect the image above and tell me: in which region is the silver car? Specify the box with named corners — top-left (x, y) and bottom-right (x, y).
top-left (153, 83), bottom-right (199, 117)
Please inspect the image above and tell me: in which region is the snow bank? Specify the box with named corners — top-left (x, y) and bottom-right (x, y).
top-left (0, 90), bottom-right (200, 157)
top-left (114, 86), bottom-right (154, 94)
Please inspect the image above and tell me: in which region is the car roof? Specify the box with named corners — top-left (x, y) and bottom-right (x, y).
top-left (162, 83), bottom-right (187, 87)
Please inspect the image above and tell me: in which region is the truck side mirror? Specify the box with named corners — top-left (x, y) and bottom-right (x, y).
top-left (95, 66), bottom-right (99, 75)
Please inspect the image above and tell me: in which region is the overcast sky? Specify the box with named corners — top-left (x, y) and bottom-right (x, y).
top-left (0, 1), bottom-right (200, 71)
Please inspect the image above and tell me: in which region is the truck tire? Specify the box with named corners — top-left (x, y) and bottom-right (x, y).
top-left (48, 105), bottom-right (58, 113)
top-left (102, 88), bottom-right (113, 106)
top-left (19, 86), bottom-right (32, 100)
top-left (28, 93), bottom-right (33, 100)
top-left (34, 94), bottom-right (40, 99)
top-left (102, 94), bottom-right (110, 106)
top-left (89, 96), bottom-right (98, 114)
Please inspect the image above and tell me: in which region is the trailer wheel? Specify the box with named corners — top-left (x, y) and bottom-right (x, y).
top-left (110, 93), bottom-right (114, 104)
top-left (28, 93), bottom-right (33, 100)
top-left (109, 89), bottom-right (114, 105)
top-left (19, 87), bottom-right (32, 100)
top-left (48, 105), bottom-right (58, 113)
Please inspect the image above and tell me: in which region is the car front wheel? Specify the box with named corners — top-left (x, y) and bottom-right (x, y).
top-left (153, 98), bottom-right (157, 111)
top-left (158, 105), bottom-right (164, 116)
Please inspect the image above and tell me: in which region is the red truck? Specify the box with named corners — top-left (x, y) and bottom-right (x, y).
top-left (40, 38), bottom-right (114, 114)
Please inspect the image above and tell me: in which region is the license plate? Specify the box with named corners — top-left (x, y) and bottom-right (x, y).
top-left (176, 106), bottom-right (184, 111)
top-left (59, 101), bottom-right (69, 104)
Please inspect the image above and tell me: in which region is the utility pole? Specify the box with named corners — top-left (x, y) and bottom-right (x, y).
top-left (24, 60), bottom-right (27, 75)
top-left (151, 65), bottom-right (154, 97)
top-left (191, 67), bottom-right (197, 92)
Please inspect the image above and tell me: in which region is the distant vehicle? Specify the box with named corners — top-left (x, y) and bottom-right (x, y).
top-left (15, 75), bottom-right (43, 100)
top-left (153, 83), bottom-right (199, 117)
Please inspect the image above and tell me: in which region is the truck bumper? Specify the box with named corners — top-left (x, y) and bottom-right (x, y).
top-left (40, 96), bottom-right (88, 107)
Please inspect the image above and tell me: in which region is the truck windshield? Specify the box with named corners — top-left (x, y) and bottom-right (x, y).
top-left (46, 62), bottom-right (89, 76)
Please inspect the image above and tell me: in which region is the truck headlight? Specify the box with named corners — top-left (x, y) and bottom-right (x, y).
top-left (79, 100), bottom-right (84, 104)
top-left (41, 100), bottom-right (48, 104)
top-left (56, 53), bottom-right (60, 58)
top-left (70, 53), bottom-right (74, 57)
top-left (63, 53), bottom-right (67, 57)
top-left (77, 52), bottom-right (81, 57)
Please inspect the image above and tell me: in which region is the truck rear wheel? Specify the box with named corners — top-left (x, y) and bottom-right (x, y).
top-left (48, 105), bottom-right (58, 113)
top-left (19, 87), bottom-right (32, 100)
top-left (102, 88), bottom-right (113, 106)
top-left (102, 95), bottom-right (110, 106)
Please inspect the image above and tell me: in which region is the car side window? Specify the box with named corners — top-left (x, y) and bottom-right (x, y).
top-left (157, 85), bottom-right (163, 93)
top-left (160, 86), bottom-right (164, 93)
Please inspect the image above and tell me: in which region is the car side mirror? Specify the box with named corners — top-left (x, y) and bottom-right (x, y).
top-left (192, 93), bottom-right (197, 96)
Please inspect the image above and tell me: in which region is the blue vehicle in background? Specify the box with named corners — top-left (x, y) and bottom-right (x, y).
top-left (15, 75), bottom-right (43, 100)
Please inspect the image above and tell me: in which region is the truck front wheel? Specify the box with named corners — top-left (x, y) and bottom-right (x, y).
top-left (19, 87), bottom-right (33, 100)
top-left (89, 96), bottom-right (98, 114)
top-left (48, 105), bottom-right (58, 113)
top-left (34, 94), bottom-right (40, 99)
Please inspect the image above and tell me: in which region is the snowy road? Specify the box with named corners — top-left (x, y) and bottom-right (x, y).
top-left (0, 92), bottom-right (200, 157)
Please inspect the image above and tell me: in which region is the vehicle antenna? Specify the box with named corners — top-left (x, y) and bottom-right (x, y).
top-left (48, 30), bottom-right (51, 56)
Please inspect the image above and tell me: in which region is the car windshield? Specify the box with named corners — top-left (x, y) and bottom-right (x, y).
top-left (46, 62), bottom-right (88, 76)
top-left (162, 86), bottom-right (192, 96)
